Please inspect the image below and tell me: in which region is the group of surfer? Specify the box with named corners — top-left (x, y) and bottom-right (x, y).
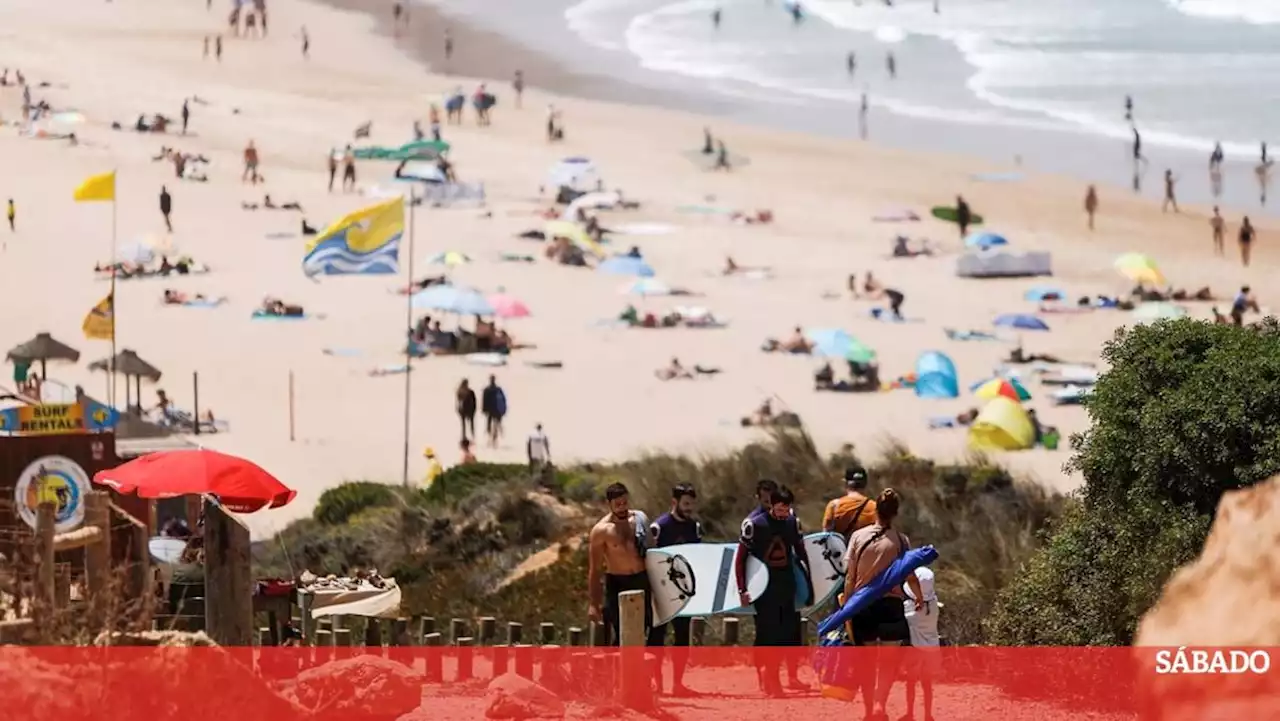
top-left (586, 469), bottom-right (939, 718)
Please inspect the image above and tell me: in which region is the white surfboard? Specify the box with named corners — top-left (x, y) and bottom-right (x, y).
top-left (653, 543), bottom-right (770, 619)
top-left (646, 549), bottom-right (696, 626)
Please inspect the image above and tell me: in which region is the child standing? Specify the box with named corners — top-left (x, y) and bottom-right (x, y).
top-left (902, 567), bottom-right (942, 721)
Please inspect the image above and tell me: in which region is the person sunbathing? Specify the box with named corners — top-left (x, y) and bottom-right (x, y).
top-left (783, 327), bottom-right (812, 353)
top-left (261, 297), bottom-right (304, 317)
top-left (814, 362), bottom-right (835, 389)
top-left (1170, 286), bottom-right (1214, 301)
top-left (656, 357), bottom-right (694, 381)
top-left (744, 399), bottom-right (774, 426)
top-left (723, 256), bottom-right (771, 277)
top-left (945, 328), bottom-right (999, 341)
top-left (892, 236), bottom-right (933, 258)
top-left (1008, 345), bottom-right (1063, 365)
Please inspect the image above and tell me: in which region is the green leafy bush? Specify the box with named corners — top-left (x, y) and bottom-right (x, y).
top-left (987, 318), bottom-right (1280, 645)
top-left (313, 481), bottom-right (396, 526)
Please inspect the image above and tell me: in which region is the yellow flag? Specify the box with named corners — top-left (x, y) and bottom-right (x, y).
top-left (82, 294), bottom-right (114, 340)
top-left (74, 171), bottom-right (116, 202)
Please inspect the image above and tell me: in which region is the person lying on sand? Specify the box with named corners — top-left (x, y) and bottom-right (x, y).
top-left (761, 327), bottom-right (814, 353)
top-left (162, 289), bottom-right (210, 305)
top-left (1078, 295), bottom-right (1135, 310)
top-left (945, 328), bottom-right (999, 342)
top-left (929, 408), bottom-right (980, 429)
top-left (656, 357), bottom-right (694, 381)
top-left (729, 209), bottom-right (773, 225)
top-left (1008, 345), bottom-right (1063, 365)
top-left (401, 275), bottom-right (449, 294)
top-left (243, 194), bottom-right (302, 211)
top-left (723, 256), bottom-right (772, 276)
top-left (261, 296), bottom-right (304, 317)
top-left (740, 399), bottom-right (802, 428)
top-left (892, 236), bottom-right (933, 258)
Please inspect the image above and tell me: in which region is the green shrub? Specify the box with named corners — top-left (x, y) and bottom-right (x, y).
top-left (421, 463), bottom-right (531, 503)
top-left (988, 318), bottom-right (1280, 645)
top-left (313, 481), bottom-right (396, 526)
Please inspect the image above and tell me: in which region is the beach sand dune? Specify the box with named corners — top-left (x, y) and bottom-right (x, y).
top-left (0, 0), bottom-right (1270, 536)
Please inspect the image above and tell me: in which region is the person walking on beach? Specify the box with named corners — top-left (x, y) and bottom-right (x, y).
top-left (326, 150), bottom-right (338, 192)
top-left (444, 29), bottom-right (454, 63)
top-left (588, 483), bottom-right (652, 645)
top-left (1162, 169), bottom-right (1179, 213)
top-left (954, 195), bottom-right (972, 239)
top-left (714, 140), bottom-right (731, 171)
top-left (886, 51), bottom-right (897, 80)
top-left (859, 92), bottom-right (869, 140)
top-left (1124, 94), bottom-right (1133, 124)
top-left (649, 483), bottom-right (702, 695)
top-left (1210, 207), bottom-right (1225, 256)
top-left (481, 375), bottom-right (507, 447)
top-left (159, 186), bottom-right (173, 232)
top-left (1209, 141), bottom-right (1225, 198)
top-left (527, 422), bottom-right (551, 475)
top-left (6, 198), bottom-right (14, 233)
top-left (181, 99), bottom-right (190, 135)
top-left (847, 51), bottom-right (856, 76)
top-left (1084, 185), bottom-right (1098, 231)
top-left (513, 70), bottom-right (524, 109)
top-left (300, 26), bottom-right (310, 59)
top-left (203, 36), bottom-right (210, 59)
top-left (823, 465), bottom-right (876, 542)
top-left (215, 35), bottom-right (223, 62)
top-left (737, 484), bottom-right (813, 696)
top-left (456, 378), bottom-right (477, 442)
top-left (1238, 216), bottom-right (1255, 267)
top-left (341, 145), bottom-right (357, 192)
top-left (844, 488), bottom-right (925, 721)
top-left (1256, 159), bottom-right (1272, 206)
top-left (712, 7), bottom-right (722, 28)
top-left (242, 140), bottom-right (260, 184)
top-left (1262, 141), bottom-right (1269, 165)
top-left (902, 567), bottom-right (942, 721)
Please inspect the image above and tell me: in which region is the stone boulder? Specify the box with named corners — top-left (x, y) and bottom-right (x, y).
top-left (1135, 475), bottom-right (1280, 716)
top-left (484, 672), bottom-right (565, 719)
top-left (292, 655), bottom-right (421, 721)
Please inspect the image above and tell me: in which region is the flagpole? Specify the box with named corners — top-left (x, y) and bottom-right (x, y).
top-left (401, 189), bottom-right (416, 487)
top-left (109, 176), bottom-right (118, 410)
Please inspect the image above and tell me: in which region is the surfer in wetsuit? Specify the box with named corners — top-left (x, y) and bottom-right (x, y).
top-left (648, 483), bottom-right (702, 695)
top-left (712, 7), bottom-right (721, 28)
top-left (954, 195), bottom-right (972, 239)
top-left (588, 482), bottom-right (653, 645)
top-left (702, 127), bottom-right (714, 155)
top-left (736, 485), bottom-right (813, 696)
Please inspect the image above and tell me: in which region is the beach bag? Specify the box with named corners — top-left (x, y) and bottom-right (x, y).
top-left (815, 627), bottom-right (857, 700)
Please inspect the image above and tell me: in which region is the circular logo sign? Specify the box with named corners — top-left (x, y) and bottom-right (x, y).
top-left (15, 455), bottom-right (90, 533)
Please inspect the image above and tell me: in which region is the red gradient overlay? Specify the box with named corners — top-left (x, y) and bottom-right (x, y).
top-left (3, 646), bottom-right (1276, 721)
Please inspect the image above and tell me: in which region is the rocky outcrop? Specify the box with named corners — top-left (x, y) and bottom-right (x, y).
top-left (1135, 475), bottom-right (1280, 717)
top-left (291, 655), bottom-right (421, 721)
top-left (484, 672), bottom-right (565, 719)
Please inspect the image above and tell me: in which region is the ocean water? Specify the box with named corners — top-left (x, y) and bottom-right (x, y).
top-left (564, 0), bottom-right (1280, 161)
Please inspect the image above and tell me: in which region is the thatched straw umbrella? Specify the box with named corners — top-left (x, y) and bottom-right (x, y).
top-left (6, 332), bottom-right (81, 380)
top-left (89, 349), bottom-right (163, 413)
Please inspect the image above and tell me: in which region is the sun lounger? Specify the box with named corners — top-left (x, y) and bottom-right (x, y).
top-left (182, 297), bottom-right (226, 308)
top-left (1052, 386), bottom-right (1092, 405)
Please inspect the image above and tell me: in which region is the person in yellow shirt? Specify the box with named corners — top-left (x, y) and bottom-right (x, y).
top-left (821, 465), bottom-right (877, 542)
top-left (6, 198), bottom-right (14, 232)
top-left (422, 447), bottom-right (443, 487)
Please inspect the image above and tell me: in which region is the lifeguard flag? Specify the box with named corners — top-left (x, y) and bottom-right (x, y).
top-left (82, 294), bottom-right (114, 340)
top-left (74, 171), bottom-right (116, 202)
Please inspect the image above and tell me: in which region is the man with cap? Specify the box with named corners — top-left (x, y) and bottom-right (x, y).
top-left (822, 465), bottom-right (877, 542)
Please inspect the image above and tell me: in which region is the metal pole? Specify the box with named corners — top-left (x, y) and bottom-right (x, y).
top-left (289, 369), bottom-right (296, 441)
top-left (401, 190), bottom-right (416, 487)
top-left (192, 370), bottom-right (200, 436)
top-left (109, 187), bottom-right (118, 409)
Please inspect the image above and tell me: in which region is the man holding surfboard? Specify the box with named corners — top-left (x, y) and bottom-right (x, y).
top-left (647, 483), bottom-right (702, 695)
top-left (736, 484), bottom-right (814, 695)
top-left (588, 483), bottom-right (653, 646)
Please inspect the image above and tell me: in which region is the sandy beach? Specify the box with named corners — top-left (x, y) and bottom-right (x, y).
top-left (1, 0), bottom-right (1273, 538)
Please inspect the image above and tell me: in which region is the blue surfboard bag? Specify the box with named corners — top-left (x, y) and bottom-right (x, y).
top-left (813, 546), bottom-right (938, 693)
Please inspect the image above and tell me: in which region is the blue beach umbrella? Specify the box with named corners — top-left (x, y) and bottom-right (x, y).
top-left (597, 256), bottom-right (655, 277)
top-left (965, 232), bottom-right (1009, 250)
top-left (993, 313), bottom-right (1050, 331)
top-left (1024, 286), bottom-right (1065, 302)
top-left (411, 284), bottom-right (496, 316)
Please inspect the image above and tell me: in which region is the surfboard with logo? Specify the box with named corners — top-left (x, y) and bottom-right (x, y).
top-left (727, 532), bottom-right (848, 615)
top-left (652, 543), bottom-right (770, 619)
top-left (646, 549), bottom-right (697, 626)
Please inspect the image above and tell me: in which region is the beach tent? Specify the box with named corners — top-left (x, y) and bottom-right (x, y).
top-left (955, 251), bottom-right (1051, 278)
top-left (353, 139), bottom-right (449, 161)
top-left (993, 313), bottom-right (1050, 331)
top-left (968, 397), bottom-right (1034, 451)
top-left (964, 232), bottom-right (1008, 250)
top-left (547, 157), bottom-right (601, 192)
top-left (395, 160), bottom-right (447, 184)
top-left (914, 351), bottom-right (959, 399)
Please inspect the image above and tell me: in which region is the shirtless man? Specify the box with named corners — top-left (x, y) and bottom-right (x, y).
top-left (588, 483), bottom-right (653, 646)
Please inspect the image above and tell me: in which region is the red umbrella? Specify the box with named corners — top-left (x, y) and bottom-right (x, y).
top-left (92, 449), bottom-right (296, 513)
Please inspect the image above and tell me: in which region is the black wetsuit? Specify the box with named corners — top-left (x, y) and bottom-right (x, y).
top-left (739, 508), bottom-right (807, 646)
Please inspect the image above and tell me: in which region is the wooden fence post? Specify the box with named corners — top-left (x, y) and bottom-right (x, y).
top-left (588, 621), bottom-right (606, 647)
top-left (203, 497), bottom-right (253, 646)
top-left (34, 502), bottom-right (56, 631)
top-left (410, 614), bottom-right (427, 644)
top-left (456, 636), bottom-right (474, 680)
top-left (364, 618), bottom-right (383, 649)
top-left (723, 617), bottom-right (740, 646)
top-left (419, 616), bottom-right (437, 638)
top-left (478, 616), bottom-right (497, 645)
top-left (424, 633), bottom-right (442, 682)
top-left (618, 590), bottom-right (652, 710)
top-left (450, 618), bottom-right (467, 645)
top-left (506, 621), bottom-right (523, 646)
top-left (539, 622), bottom-right (556, 645)
top-left (493, 643), bottom-right (510, 676)
top-left (514, 643), bottom-right (534, 679)
top-left (568, 626), bottom-right (584, 646)
top-left (84, 492), bottom-right (112, 616)
top-left (690, 617), bottom-right (706, 646)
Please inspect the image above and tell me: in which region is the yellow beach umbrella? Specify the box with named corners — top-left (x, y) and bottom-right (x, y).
top-left (1113, 252), bottom-right (1166, 287)
top-left (545, 220), bottom-right (605, 258)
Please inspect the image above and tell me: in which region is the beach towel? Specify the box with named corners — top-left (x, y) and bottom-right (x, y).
top-left (928, 416), bottom-right (959, 429)
top-left (526, 360), bottom-right (563, 369)
top-left (369, 364), bottom-right (410, 377)
top-left (181, 297), bottom-right (226, 308)
top-left (466, 353), bottom-right (508, 366)
top-left (322, 347), bottom-right (363, 357)
top-left (611, 222), bottom-right (677, 236)
top-left (251, 310), bottom-right (319, 321)
top-left (944, 328), bottom-right (999, 342)
top-left (1038, 304), bottom-right (1094, 315)
top-left (500, 253), bottom-right (536, 263)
